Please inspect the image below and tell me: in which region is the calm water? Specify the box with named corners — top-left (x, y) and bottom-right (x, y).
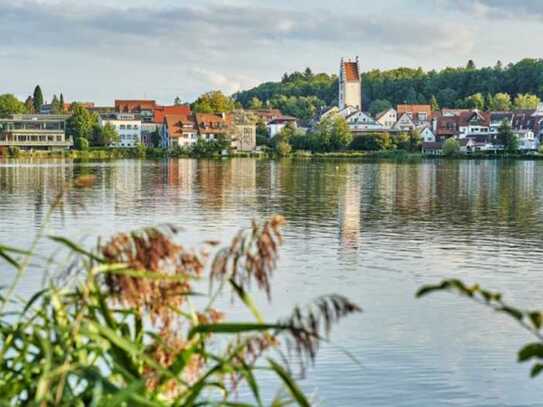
top-left (1, 158), bottom-right (543, 406)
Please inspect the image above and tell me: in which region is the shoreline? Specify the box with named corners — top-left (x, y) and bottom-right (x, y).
top-left (2, 148), bottom-right (543, 162)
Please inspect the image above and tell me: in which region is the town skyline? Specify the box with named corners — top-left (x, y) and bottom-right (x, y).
top-left (2, 0), bottom-right (543, 105)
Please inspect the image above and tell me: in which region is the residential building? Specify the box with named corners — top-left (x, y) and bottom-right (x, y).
top-left (250, 108), bottom-right (283, 124)
top-left (230, 111), bottom-right (257, 152)
top-left (393, 113), bottom-right (416, 132)
top-left (160, 113), bottom-right (197, 148)
top-left (267, 116), bottom-right (298, 138)
top-left (420, 127), bottom-right (435, 143)
top-left (457, 110), bottom-right (491, 139)
top-left (153, 105), bottom-right (191, 125)
top-left (195, 113), bottom-right (232, 141)
top-left (397, 104), bottom-right (432, 125)
top-left (422, 142), bottom-right (443, 155)
top-left (376, 108), bottom-right (397, 129)
top-left (345, 111), bottom-right (385, 133)
top-left (0, 114), bottom-right (72, 151)
top-left (141, 123), bottom-right (159, 147)
top-left (101, 113), bottom-right (142, 148)
top-left (339, 57), bottom-right (361, 110)
top-left (115, 100), bottom-right (157, 122)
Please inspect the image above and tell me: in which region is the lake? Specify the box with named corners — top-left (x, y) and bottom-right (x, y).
top-left (1, 157), bottom-right (543, 406)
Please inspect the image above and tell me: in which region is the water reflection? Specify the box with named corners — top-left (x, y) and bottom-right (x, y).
top-left (2, 158), bottom-right (543, 406)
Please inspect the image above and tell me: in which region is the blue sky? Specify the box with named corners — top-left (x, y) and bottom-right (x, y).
top-left (1, 0), bottom-right (542, 105)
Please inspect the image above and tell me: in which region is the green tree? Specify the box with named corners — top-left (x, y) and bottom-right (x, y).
top-left (313, 116), bottom-right (352, 152)
top-left (32, 85), bottom-right (44, 113)
top-left (151, 128), bottom-right (161, 148)
top-left (51, 95), bottom-right (63, 114)
top-left (350, 132), bottom-right (392, 151)
top-left (465, 93), bottom-right (485, 110)
top-left (92, 123), bottom-right (119, 147)
top-left (74, 136), bottom-right (89, 151)
top-left (193, 90), bottom-right (235, 113)
top-left (59, 93), bottom-right (65, 112)
top-left (66, 103), bottom-right (98, 149)
top-left (442, 138), bottom-right (460, 156)
top-left (430, 95), bottom-right (440, 112)
top-left (466, 59), bottom-right (476, 70)
top-left (0, 94), bottom-right (27, 118)
top-left (492, 93), bottom-right (512, 111)
top-left (24, 96), bottom-right (34, 113)
top-left (275, 141), bottom-right (292, 157)
top-left (497, 120), bottom-right (518, 153)
top-left (513, 93), bottom-right (541, 110)
top-left (368, 99), bottom-right (392, 116)
top-left (249, 97), bottom-right (264, 110)
top-left (174, 96), bottom-right (182, 105)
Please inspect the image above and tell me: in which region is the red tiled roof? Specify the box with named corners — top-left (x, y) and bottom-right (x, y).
top-left (115, 100), bottom-right (157, 113)
top-left (164, 113), bottom-right (195, 138)
top-left (343, 62), bottom-right (359, 82)
top-left (154, 105), bottom-right (191, 124)
top-left (195, 113), bottom-right (233, 134)
top-left (397, 105), bottom-right (432, 116)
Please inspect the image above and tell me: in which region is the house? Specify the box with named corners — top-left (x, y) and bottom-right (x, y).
top-left (160, 113), bottom-right (197, 148)
top-left (230, 111), bottom-right (257, 152)
top-left (397, 104), bottom-right (432, 125)
top-left (153, 105), bottom-right (191, 125)
top-left (101, 113), bottom-right (142, 148)
top-left (141, 123), bottom-right (159, 147)
top-left (250, 109), bottom-right (283, 124)
top-left (339, 57), bottom-right (361, 110)
top-left (515, 129), bottom-right (538, 151)
top-left (115, 100), bottom-right (157, 123)
top-left (195, 113), bottom-right (233, 141)
top-left (0, 114), bottom-right (72, 151)
top-left (267, 116), bottom-right (298, 138)
top-left (420, 127), bottom-right (435, 143)
top-left (433, 114), bottom-right (459, 141)
top-left (393, 113), bottom-right (416, 132)
top-left (345, 111), bottom-right (385, 133)
top-left (457, 110), bottom-right (492, 140)
top-left (376, 108), bottom-right (397, 129)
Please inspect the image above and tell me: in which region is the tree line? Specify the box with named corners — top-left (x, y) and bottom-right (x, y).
top-left (0, 85), bottom-right (66, 117)
top-left (234, 59), bottom-right (543, 120)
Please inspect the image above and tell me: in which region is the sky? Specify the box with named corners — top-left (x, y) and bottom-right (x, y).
top-left (1, 0), bottom-right (542, 105)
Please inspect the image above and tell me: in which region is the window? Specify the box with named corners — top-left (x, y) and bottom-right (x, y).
top-left (120, 125), bottom-right (126, 130)
top-left (127, 124), bottom-right (132, 130)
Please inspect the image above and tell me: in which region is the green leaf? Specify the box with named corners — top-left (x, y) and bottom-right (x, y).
top-left (531, 364), bottom-right (543, 378)
top-left (499, 306), bottom-right (524, 321)
top-left (22, 288), bottom-right (49, 315)
top-left (188, 323), bottom-right (285, 339)
top-left (416, 283), bottom-right (448, 298)
top-left (529, 312), bottom-right (542, 329)
top-left (49, 236), bottom-right (104, 262)
top-left (268, 359), bottom-right (310, 407)
top-left (239, 359), bottom-right (263, 407)
top-left (230, 279), bottom-right (264, 323)
top-left (518, 343), bottom-right (543, 362)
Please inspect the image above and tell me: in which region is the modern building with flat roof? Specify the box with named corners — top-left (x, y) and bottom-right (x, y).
top-left (0, 114), bottom-right (72, 151)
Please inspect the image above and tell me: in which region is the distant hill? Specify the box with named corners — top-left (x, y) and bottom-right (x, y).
top-left (233, 59), bottom-right (543, 118)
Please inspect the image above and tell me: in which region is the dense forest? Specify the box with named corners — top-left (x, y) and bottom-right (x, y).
top-left (233, 59), bottom-right (543, 120)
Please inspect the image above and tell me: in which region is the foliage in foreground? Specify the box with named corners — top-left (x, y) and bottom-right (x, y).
top-left (0, 180), bottom-right (360, 406)
top-left (417, 279), bottom-right (543, 378)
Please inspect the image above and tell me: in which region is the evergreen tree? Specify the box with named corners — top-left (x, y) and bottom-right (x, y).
top-left (430, 95), bottom-right (440, 112)
top-left (51, 95), bottom-right (61, 114)
top-left (33, 85), bottom-right (44, 113)
top-left (174, 96), bottom-right (182, 105)
top-left (466, 60), bottom-right (476, 70)
top-left (59, 93), bottom-right (65, 112)
top-left (497, 120), bottom-right (518, 153)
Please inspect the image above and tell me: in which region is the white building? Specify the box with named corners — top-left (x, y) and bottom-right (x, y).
top-left (392, 113), bottom-right (416, 132)
top-left (101, 113), bottom-right (142, 148)
top-left (267, 116), bottom-right (297, 138)
top-left (420, 127), bottom-right (435, 143)
top-left (339, 57), bottom-right (362, 110)
top-left (376, 108), bottom-right (397, 129)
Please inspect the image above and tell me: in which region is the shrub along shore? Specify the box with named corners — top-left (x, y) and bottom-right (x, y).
top-left (3, 146), bottom-right (543, 161)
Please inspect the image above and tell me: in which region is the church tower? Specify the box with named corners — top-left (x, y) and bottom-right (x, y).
top-left (339, 57), bottom-right (362, 110)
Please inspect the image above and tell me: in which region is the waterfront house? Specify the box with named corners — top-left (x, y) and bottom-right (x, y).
top-left (420, 127), bottom-right (436, 143)
top-left (195, 113), bottom-right (232, 141)
top-left (230, 111), bottom-right (257, 152)
top-left (267, 116), bottom-right (298, 138)
top-left (392, 113), bottom-right (416, 132)
top-left (160, 113), bottom-right (197, 148)
top-left (100, 113), bottom-right (142, 148)
top-left (115, 100), bottom-right (157, 123)
top-left (397, 104), bottom-right (432, 125)
top-left (376, 108), bottom-right (397, 129)
top-left (153, 105), bottom-right (191, 125)
top-left (422, 141), bottom-right (443, 155)
top-left (0, 114), bottom-right (72, 151)
top-left (345, 111), bottom-right (386, 133)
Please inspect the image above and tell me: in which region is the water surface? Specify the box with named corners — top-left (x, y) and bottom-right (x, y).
top-left (1, 158), bottom-right (543, 406)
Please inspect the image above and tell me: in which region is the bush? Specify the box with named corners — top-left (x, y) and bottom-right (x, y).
top-left (74, 137), bottom-right (90, 151)
top-left (350, 133), bottom-right (392, 151)
top-left (275, 141), bottom-right (292, 157)
top-left (443, 138), bottom-right (460, 156)
top-left (7, 146), bottom-right (20, 158)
